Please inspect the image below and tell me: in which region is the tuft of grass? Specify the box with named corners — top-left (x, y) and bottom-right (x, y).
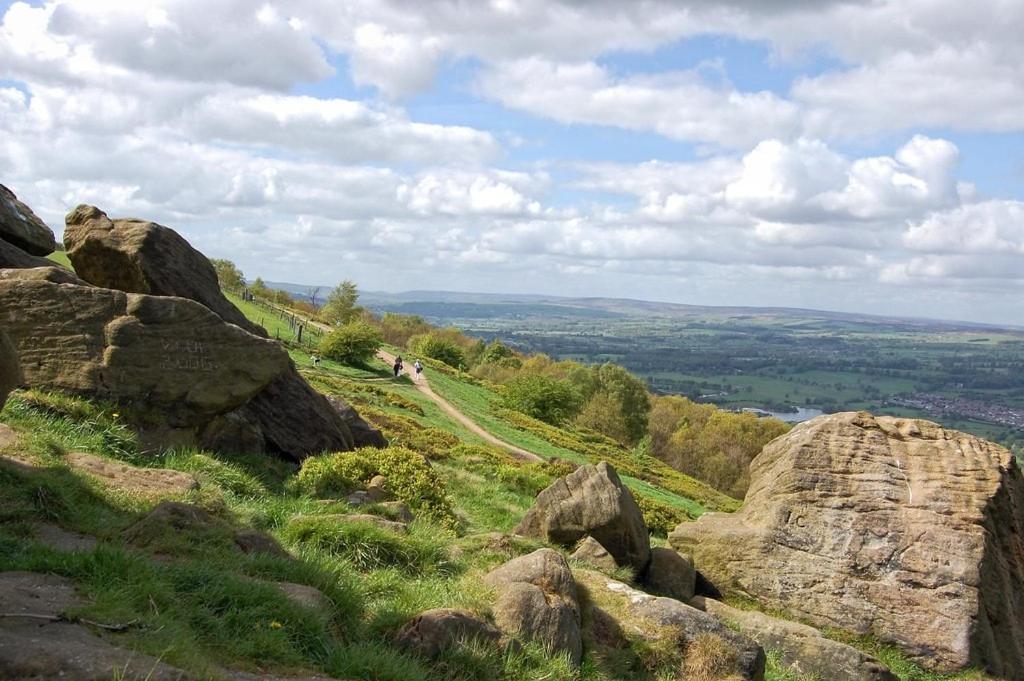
top-left (681, 633), bottom-right (743, 681)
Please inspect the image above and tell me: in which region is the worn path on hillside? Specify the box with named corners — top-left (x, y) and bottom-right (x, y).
top-left (271, 304), bottom-right (543, 462)
top-left (377, 350), bottom-right (542, 462)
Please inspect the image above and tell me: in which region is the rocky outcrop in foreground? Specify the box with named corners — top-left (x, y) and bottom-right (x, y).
top-left (64, 204), bottom-right (265, 337)
top-left (515, 462), bottom-right (651, 573)
top-left (0, 330), bottom-right (19, 410)
top-left (670, 411), bottom-right (1024, 677)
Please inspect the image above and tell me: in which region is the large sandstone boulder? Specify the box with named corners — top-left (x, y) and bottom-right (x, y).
top-left (515, 462), bottom-right (651, 573)
top-left (0, 271), bottom-right (288, 432)
top-left (670, 411), bottom-right (1024, 676)
top-left (63, 205), bottom-right (265, 337)
top-left (484, 548), bottom-right (582, 666)
top-left (0, 330), bottom-right (20, 411)
top-left (641, 547), bottom-right (695, 602)
top-left (691, 596), bottom-right (896, 681)
top-left (0, 184), bottom-right (56, 255)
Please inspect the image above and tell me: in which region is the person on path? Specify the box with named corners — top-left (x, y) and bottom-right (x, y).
top-left (311, 354), bottom-right (321, 368)
top-left (414, 360), bottom-right (423, 381)
top-left (393, 355), bottom-right (403, 378)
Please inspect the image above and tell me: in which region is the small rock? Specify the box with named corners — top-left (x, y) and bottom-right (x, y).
top-left (274, 582), bottom-right (333, 613)
top-left (366, 474), bottom-right (393, 501)
top-left (394, 608), bottom-right (502, 659)
top-left (0, 184), bottom-right (57, 255)
top-left (375, 501), bottom-right (414, 523)
top-left (30, 523), bottom-right (98, 553)
top-left (123, 501), bottom-right (221, 549)
top-left (66, 451), bottom-right (199, 498)
top-left (570, 536), bottom-right (619, 572)
top-left (642, 547), bottom-right (695, 602)
top-left (345, 490), bottom-right (371, 506)
top-left (484, 548), bottom-right (582, 666)
top-left (234, 530), bottom-right (290, 558)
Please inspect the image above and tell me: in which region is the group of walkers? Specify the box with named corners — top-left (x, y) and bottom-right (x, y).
top-left (393, 355), bottom-right (423, 381)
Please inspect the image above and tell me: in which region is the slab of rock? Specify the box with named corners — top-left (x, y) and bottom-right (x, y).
top-left (66, 451), bottom-right (199, 497)
top-left (669, 411), bottom-right (1024, 676)
top-left (123, 502), bottom-right (225, 549)
top-left (0, 272), bottom-right (289, 432)
top-left (234, 529), bottom-right (290, 558)
top-left (395, 608), bottom-right (502, 659)
top-left (692, 596), bottom-right (897, 681)
top-left (64, 204), bottom-right (265, 337)
top-left (570, 536), bottom-right (618, 572)
top-left (484, 548), bottom-right (582, 666)
top-left (0, 329), bottom-right (20, 410)
top-left (0, 184), bottom-right (57, 255)
top-left (574, 569), bottom-right (765, 680)
top-left (641, 547), bottom-right (695, 602)
top-left (30, 523), bottom-right (99, 552)
top-left (0, 571), bottom-right (193, 680)
top-left (515, 462), bottom-right (651, 573)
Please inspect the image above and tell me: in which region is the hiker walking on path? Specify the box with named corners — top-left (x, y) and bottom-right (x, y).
top-left (393, 355), bottom-right (403, 378)
top-left (413, 360), bottom-right (423, 382)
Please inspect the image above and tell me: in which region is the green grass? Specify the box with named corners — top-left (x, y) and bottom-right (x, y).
top-left (46, 250), bottom-right (73, 268)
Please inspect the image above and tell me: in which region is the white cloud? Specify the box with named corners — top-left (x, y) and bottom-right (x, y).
top-left (903, 200), bottom-right (1024, 255)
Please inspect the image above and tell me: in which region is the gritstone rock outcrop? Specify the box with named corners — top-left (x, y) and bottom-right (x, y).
top-left (669, 411), bottom-right (1024, 677)
top-left (64, 204), bottom-right (266, 337)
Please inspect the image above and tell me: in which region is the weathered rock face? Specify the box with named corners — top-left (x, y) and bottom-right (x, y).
top-left (64, 205), bottom-right (265, 337)
top-left (570, 536), bottom-right (619, 572)
top-left (641, 547), bottom-right (695, 603)
top-left (484, 548), bottom-right (582, 666)
top-left (0, 184), bottom-right (57, 255)
top-left (0, 271), bottom-right (289, 431)
top-left (515, 462), bottom-right (651, 573)
top-left (670, 411), bottom-right (1024, 676)
top-left (0, 330), bottom-right (20, 411)
top-left (691, 596), bottom-right (897, 681)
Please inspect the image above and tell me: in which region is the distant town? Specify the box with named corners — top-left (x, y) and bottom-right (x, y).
top-left (890, 394), bottom-right (1024, 430)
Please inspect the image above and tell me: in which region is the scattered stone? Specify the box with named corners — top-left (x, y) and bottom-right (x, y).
top-left (345, 490), bottom-right (371, 506)
top-left (574, 569), bottom-right (765, 681)
top-left (641, 547), bottom-right (695, 602)
top-left (570, 536), bottom-right (619, 572)
top-left (692, 596), bottom-right (897, 681)
top-left (63, 204), bottom-right (264, 336)
top-left (484, 548), bottom-right (582, 666)
top-left (0, 329), bottom-right (20, 410)
top-left (395, 608), bottom-right (502, 659)
top-left (234, 530), bottom-right (290, 558)
top-left (123, 502), bottom-right (223, 549)
top-left (66, 451), bottom-right (199, 497)
top-left (669, 411), bottom-right (1024, 675)
top-left (0, 184), bottom-right (57, 255)
top-left (30, 522), bottom-right (99, 552)
top-left (515, 462), bottom-right (651, 573)
top-left (0, 571), bottom-right (193, 680)
top-left (274, 582), bottom-right (333, 613)
top-left (375, 501), bottom-right (414, 523)
top-left (0, 423), bottom-right (17, 449)
top-left (366, 475), bottom-right (392, 502)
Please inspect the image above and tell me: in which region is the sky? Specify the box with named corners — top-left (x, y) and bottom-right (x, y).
top-left (0, 1), bottom-right (1022, 325)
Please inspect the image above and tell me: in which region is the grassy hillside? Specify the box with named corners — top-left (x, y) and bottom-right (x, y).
top-left (0, 272), bottom-right (991, 680)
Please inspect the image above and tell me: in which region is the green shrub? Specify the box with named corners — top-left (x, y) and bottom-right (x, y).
top-left (319, 321), bottom-right (383, 365)
top-left (282, 516), bottom-right (448, 574)
top-left (358, 407), bottom-right (458, 460)
top-left (293, 447), bottom-right (457, 528)
top-left (500, 374), bottom-right (582, 425)
top-left (408, 333), bottom-right (466, 369)
top-left (635, 493), bottom-right (691, 537)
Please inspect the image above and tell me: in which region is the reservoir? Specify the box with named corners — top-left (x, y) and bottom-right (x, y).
top-left (740, 406), bottom-right (825, 423)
